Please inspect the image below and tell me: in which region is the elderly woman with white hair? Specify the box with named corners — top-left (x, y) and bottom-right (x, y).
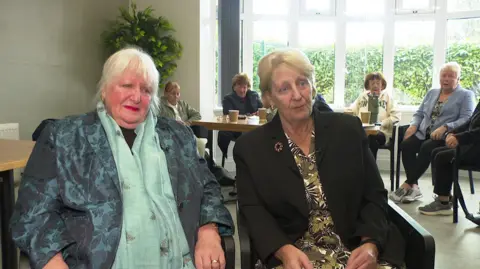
top-left (390, 62), bottom-right (475, 204)
top-left (10, 47), bottom-right (234, 269)
top-left (234, 49), bottom-right (405, 269)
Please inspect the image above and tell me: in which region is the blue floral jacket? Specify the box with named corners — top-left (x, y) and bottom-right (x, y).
top-left (10, 112), bottom-right (234, 269)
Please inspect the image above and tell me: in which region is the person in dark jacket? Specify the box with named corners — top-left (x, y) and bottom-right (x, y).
top-left (419, 101), bottom-right (480, 216)
top-left (218, 73), bottom-right (263, 158)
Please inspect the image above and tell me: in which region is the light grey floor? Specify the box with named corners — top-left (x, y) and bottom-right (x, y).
top-left (225, 172), bottom-right (480, 269)
top-left (3, 173), bottom-right (479, 269)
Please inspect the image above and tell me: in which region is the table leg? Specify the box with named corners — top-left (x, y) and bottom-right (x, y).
top-left (207, 129), bottom-right (214, 170)
top-left (0, 169), bottom-right (18, 269)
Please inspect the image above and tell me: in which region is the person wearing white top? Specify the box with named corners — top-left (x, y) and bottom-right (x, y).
top-left (350, 72), bottom-right (401, 160)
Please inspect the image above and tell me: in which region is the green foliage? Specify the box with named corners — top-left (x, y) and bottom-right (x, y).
top-left (251, 42), bottom-right (480, 106)
top-left (101, 2), bottom-right (183, 87)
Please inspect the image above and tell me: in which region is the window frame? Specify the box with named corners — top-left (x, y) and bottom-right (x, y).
top-left (299, 0), bottom-right (336, 16)
top-left (236, 0), bottom-right (480, 109)
top-left (395, 0), bottom-right (437, 15)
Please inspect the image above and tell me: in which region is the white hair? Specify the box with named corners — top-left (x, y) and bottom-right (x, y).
top-left (440, 62), bottom-right (461, 79)
top-left (95, 47), bottom-right (160, 113)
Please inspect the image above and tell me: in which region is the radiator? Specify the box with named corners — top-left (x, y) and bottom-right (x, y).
top-left (0, 123), bottom-right (20, 140)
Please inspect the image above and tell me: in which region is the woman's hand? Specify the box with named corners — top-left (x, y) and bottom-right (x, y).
top-left (404, 125), bottom-right (417, 140)
top-left (446, 134), bottom-right (459, 148)
top-left (274, 244), bottom-right (313, 269)
top-left (43, 253), bottom-right (69, 269)
top-left (195, 224), bottom-right (225, 269)
top-left (431, 126), bottom-right (447, 140)
top-left (346, 243), bottom-right (378, 269)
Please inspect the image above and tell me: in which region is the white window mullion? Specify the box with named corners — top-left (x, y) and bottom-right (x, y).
top-left (288, 0), bottom-right (300, 47)
top-left (334, 0), bottom-right (346, 107)
top-left (383, 0), bottom-right (395, 95)
top-left (432, 0), bottom-right (447, 89)
top-left (243, 0), bottom-right (254, 80)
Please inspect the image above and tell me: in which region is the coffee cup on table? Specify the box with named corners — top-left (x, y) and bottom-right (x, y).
top-left (360, 111), bottom-right (371, 124)
top-left (258, 108), bottom-right (267, 121)
top-left (228, 110), bottom-right (239, 122)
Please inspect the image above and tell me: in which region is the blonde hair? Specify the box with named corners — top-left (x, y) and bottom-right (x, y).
top-left (164, 81), bottom-right (180, 94)
top-left (257, 49), bottom-right (315, 94)
top-left (95, 46), bottom-right (160, 113)
top-left (440, 62), bottom-right (461, 79)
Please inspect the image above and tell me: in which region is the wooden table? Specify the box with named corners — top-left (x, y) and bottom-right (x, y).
top-left (0, 139), bottom-right (35, 269)
top-left (191, 118), bottom-right (379, 168)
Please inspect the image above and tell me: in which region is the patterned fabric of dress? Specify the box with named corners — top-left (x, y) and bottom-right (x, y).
top-left (426, 100), bottom-right (445, 135)
top-left (263, 131), bottom-right (397, 269)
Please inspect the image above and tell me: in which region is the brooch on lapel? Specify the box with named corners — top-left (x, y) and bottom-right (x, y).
top-left (274, 142), bottom-right (283, 152)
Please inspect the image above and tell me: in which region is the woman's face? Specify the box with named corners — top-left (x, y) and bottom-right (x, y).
top-left (166, 87), bottom-right (181, 105)
top-left (234, 83), bottom-right (248, 98)
top-left (103, 69), bottom-right (152, 129)
top-left (440, 69), bottom-right (459, 91)
top-left (268, 64), bottom-right (312, 123)
top-left (368, 79), bottom-right (383, 94)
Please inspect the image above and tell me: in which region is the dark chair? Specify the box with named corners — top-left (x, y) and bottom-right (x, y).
top-left (452, 145), bottom-right (480, 225)
top-left (20, 236), bottom-right (236, 269)
top-left (377, 122), bottom-right (406, 191)
top-left (238, 200), bottom-right (435, 269)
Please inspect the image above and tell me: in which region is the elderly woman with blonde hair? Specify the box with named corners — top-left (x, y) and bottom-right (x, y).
top-left (390, 62), bottom-right (475, 204)
top-left (10, 47), bottom-right (234, 269)
top-left (234, 48), bottom-right (405, 269)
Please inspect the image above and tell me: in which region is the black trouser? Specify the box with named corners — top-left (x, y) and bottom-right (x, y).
top-left (432, 146), bottom-right (479, 196)
top-left (190, 125), bottom-right (209, 148)
top-left (368, 132), bottom-right (386, 160)
top-left (218, 131), bottom-right (242, 158)
top-left (401, 135), bottom-right (445, 186)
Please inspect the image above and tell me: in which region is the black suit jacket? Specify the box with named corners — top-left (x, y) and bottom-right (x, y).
top-left (233, 109), bottom-right (405, 268)
top-left (452, 101), bottom-right (480, 162)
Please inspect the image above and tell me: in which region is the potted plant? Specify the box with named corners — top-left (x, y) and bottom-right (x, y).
top-left (102, 2), bottom-right (183, 87)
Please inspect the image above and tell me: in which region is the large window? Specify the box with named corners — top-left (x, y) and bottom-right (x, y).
top-left (345, 22), bottom-right (384, 105)
top-left (393, 21), bottom-right (434, 105)
top-left (239, 0), bottom-right (480, 108)
top-left (447, 18), bottom-right (480, 97)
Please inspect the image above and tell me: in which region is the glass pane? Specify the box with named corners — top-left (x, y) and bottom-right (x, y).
top-left (305, 0), bottom-right (331, 13)
top-left (345, 22), bottom-right (384, 106)
top-left (448, 0), bottom-right (480, 12)
top-left (253, 0), bottom-right (289, 15)
top-left (252, 21), bottom-right (289, 91)
top-left (447, 18), bottom-right (480, 97)
top-left (299, 22), bottom-right (335, 103)
top-left (346, 0), bottom-right (384, 16)
top-left (400, 0), bottom-right (431, 10)
top-left (393, 21), bottom-right (434, 106)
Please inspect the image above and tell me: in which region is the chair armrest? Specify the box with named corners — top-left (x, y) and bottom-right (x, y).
top-left (221, 235), bottom-right (236, 269)
top-left (388, 200), bottom-right (435, 269)
top-left (237, 203), bottom-right (255, 269)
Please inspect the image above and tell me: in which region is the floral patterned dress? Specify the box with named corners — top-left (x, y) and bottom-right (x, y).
top-left (269, 131), bottom-right (398, 269)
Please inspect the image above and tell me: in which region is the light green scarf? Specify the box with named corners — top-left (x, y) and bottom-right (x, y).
top-left (97, 102), bottom-right (195, 269)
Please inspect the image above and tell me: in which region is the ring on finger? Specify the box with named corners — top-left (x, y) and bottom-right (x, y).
top-left (212, 259), bottom-right (219, 264)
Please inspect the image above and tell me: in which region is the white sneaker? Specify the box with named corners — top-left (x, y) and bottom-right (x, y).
top-left (389, 188), bottom-right (408, 203)
top-left (402, 188), bottom-right (423, 203)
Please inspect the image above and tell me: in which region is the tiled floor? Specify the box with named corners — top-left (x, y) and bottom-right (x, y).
top-left (3, 173), bottom-right (479, 269)
top-left (225, 172), bottom-right (480, 269)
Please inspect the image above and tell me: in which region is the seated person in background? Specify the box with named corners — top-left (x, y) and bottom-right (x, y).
top-left (390, 62), bottom-right (475, 204)
top-left (218, 73), bottom-right (263, 158)
top-left (313, 91), bottom-right (333, 112)
top-left (10, 47), bottom-right (234, 269)
top-left (350, 72), bottom-right (400, 160)
top-left (234, 49), bottom-right (405, 269)
top-left (419, 101), bottom-right (480, 215)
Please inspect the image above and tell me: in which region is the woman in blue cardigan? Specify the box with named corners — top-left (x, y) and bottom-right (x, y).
top-left (390, 62), bottom-right (475, 203)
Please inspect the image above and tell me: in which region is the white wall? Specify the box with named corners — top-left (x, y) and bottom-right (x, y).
top-left (0, 0), bottom-right (129, 139)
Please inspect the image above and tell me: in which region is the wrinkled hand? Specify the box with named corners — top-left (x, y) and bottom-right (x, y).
top-left (404, 126), bottom-right (417, 140)
top-left (346, 243), bottom-right (378, 269)
top-left (275, 244), bottom-right (313, 269)
top-left (195, 225), bottom-right (225, 269)
top-left (431, 126), bottom-right (447, 140)
top-left (446, 134), bottom-right (459, 148)
top-left (43, 253), bottom-right (69, 269)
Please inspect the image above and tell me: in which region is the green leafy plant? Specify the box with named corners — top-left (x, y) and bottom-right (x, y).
top-left (102, 2), bottom-right (183, 87)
